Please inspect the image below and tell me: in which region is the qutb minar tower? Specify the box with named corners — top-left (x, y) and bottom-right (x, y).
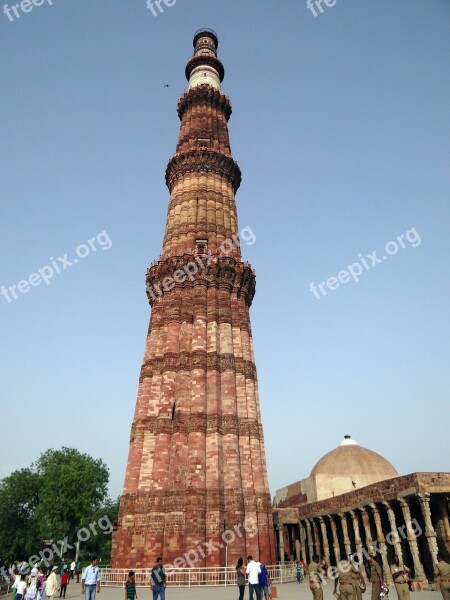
top-left (112, 30), bottom-right (275, 568)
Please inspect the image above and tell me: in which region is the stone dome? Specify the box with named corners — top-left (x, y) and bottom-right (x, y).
top-left (311, 435), bottom-right (398, 479)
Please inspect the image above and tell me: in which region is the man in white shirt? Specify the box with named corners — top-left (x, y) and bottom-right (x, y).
top-left (246, 556), bottom-right (261, 600)
top-left (70, 561), bottom-right (76, 580)
top-left (81, 556), bottom-right (101, 600)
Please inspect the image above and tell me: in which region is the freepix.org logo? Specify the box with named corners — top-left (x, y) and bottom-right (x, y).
top-left (3, 0), bottom-right (55, 23)
top-left (1, 230), bottom-right (112, 304)
top-left (309, 227), bottom-right (421, 300)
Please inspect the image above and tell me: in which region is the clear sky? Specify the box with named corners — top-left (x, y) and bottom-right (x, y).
top-left (1, 0), bottom-right (449, 500)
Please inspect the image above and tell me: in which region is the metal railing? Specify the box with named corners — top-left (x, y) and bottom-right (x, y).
top-left (100, 563), bottom-right (296, 588)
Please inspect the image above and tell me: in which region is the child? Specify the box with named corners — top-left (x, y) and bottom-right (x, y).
top-left (59, 570), bottom-right (70, 599)
top-left (11, 569), bottom-right (20, 600)
top-left (125, 571), bottom-right (138, 600)
top-left (15, 575), bottom-right (27, 600)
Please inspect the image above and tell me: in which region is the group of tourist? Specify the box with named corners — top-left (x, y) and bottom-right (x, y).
top-left (5, 557), bottom-right (98, 600)
top-left (123, 555), bottom-right (272, 600)
top-left (9, 565), bottom-right (66, 600)
top-left (236, 556), bottom-right (271, 600)
top-left (7, 549), bottom-right (450, 600)
top-left (306, 552), bottom-right (450, 600)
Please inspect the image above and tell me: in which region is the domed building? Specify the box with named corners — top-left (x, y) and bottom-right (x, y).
top-left (311, 435), bottom-right (398, 500)
top-left (273, 435), bottom-right (450, 585)
top-left (274, 435), bottom-right (398, 505)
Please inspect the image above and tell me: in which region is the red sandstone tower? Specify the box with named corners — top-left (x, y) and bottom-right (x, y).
top-left (111, 29), bottom-right (275, 568)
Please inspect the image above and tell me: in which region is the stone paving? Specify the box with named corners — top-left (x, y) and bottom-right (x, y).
top-left (56, 580), bottom-right (441, 600)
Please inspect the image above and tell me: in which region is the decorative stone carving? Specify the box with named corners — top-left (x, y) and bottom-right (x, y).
top-left (177, 84), bottom-right (232, 121)
top-left (166, 150), bottom-right (242, 193)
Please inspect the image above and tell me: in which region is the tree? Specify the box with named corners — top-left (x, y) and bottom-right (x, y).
top-left (34, 448), bottom-right (109, 544)
top-left (0, 448), bottom-right (113, 563)
top-left (80, 496), bottom-right (120, 561)
top-left (0, 468), bottom-right (40, 559)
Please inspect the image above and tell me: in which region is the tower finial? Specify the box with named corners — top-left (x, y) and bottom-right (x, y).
top-left (193, 28), bottom-right (218, 50)
top-left (186, 29), bottom-right (224, 90)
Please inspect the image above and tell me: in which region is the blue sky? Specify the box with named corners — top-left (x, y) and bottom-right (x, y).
top-left (1, 0), bottom-right (449, 500)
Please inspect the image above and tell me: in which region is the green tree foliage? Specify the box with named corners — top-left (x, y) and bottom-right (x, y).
top-left (0, 448), bottom-right (116, 563)
top-left (34, 448), bottom-right (109, 543)
top-left (80, 497), bottom-right (120, 561)
top-left (0, 468), bottom-right (40, 559)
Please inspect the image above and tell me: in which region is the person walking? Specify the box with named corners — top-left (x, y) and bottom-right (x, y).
top-left (236, 558), bottom-right (246, 600)
top-left (15, 576), bottom-right (27, 600)
top-left (59, 570), bottom-right (69, 599)
top-left (334, 559), bottom-right (356, 600)
top-left (246, 556), bottom-right (261, 600)
top-left (296, 561), bottom-right (303, 584)
top-left (125, 571), bottom-right (138, 600)
top-left (25, 574), bottom-right (38, 600)
top-left (350, 558), bottom-right (365, 600)
top-left (258, 563), bottom-right (271, 599)
top-left (308, 554), bottom-right (324, 600)
top-left (368, 555), bottom-right (383, 600)
top-left (76, 562), bottom-right (82, 584)
top-left (81, 556), bottom-right (101, 600)
top-left (150, 557), bottom-right (166, 600)
top-left (45, 568), bottom-right (59, 600)
top-left (69, 562), bottom-right (76, 581)
top-left (435, 553), bottom-right (450, 600)
top-left (390, 556), bottom-right (411, 600)
top-left (11, 569), bottom-right (20, 600)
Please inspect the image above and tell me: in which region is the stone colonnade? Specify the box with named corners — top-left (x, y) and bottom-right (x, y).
top-left (277, 493), bottom-right (449, 584)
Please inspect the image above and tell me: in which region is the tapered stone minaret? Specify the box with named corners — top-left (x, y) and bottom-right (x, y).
top-left (111, 29), bottom-right (275, 568)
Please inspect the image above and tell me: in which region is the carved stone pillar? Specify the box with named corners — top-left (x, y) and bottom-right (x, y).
top-left (369, 503), bottom-right (392, 584)
top-left (382, 501), bottom-right (403, 561)
top-left (436, 498), bottom-right (450, 554)
top-left (306, 519), bottom-right (314, 562)
top-left (339, 512), bottom-right (352, 557)
top-left (361, 506), bottom-right (373, 547)
top-left (350, 510), bottom-right (363, 555)
top-left (277, 525), bottom-right (285, 563)
top-left (312, 518), bottom-right (321, 556)
top-left (418, 493), bottom-right (439, 563)
top-left (299, 520), bottom-right (307, 562)
top-left (329, 515), bottom-right (341, 563)
top-left (318, 516), bottom-right (331, 566)
top-left (397, 497), bottom-right (426, 581)
top-left (295, 538), bottom-right (301, 561)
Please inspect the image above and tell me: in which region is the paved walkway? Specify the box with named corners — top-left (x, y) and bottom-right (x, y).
top-left (58, 581), bottom-right (441, 600)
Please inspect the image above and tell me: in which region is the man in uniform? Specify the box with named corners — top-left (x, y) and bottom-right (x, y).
top-left (334, 560), bottom-right (356, 600)
top-left (308, 554), bottom-right (324, 600)
top-left (435, 553), bottom-right (450, 600)
top-left (390, 556), bottom-right (411, 600)
top-left (368, 555), bottom-right (384, 600)
top-left (350, 557), bottom-right (365, 600)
